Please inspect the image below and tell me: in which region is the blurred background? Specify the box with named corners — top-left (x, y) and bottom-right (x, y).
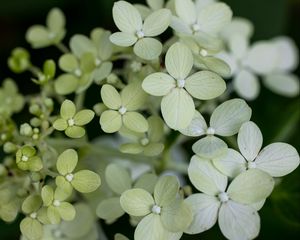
top-left (0, 0), bottom-right (299, 239)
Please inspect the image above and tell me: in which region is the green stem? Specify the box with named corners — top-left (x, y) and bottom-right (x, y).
top-left (55, 43), bottom-right (69, 54)
top-left (74, 91), bottom-right (86, 110)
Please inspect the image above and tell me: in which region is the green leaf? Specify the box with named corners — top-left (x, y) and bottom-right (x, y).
top-left (188, 155), bottom-right (227, 196)
top-left (113, 1), bottom-right (143, 33)
top-left (96, 197), bottom-right (124, 220)
top-left (72, 170), bottom-right (101, 193)
top-left (55, 74), bottom-right (79, 95)
top-left (74, 109), bottom-right (95, 126)
top-left (56, 149), bottom-right (78, 175)
top-left (120, 188), bottom-right (154, 216)
top-left (65, 126), bottom-right (86, 138)
top-left (100, 110), bottom-right (122, 133)
top-left (161, 88), bottom-right (195, 130)
top-left (133, 38), bottom-right (162, 60)
top-left (192, 135), bottom-right (228, 159)
top-left (143, 9), bottom-right (171, 36)
top-left (123, 112), bottom-right (149, 133)
top-left (59, 54), bottom-right (78, 72)
top-left (105, 164), bottom-right (132, 195)
top-left (101, 84), bottom-right (122, 110)
top-left (165, 42), bottom-right (193, 79)
top-left (210, 99), bottom-right (252, 136)
top-left (20, 217), bottom-right (43, 240)
top-left (110, 32), bottom-right (137, 47)
top-left (154, 175), bottom-right (179, 207)
top-left (185, 71), bottom-right (226, 100)
top-left (142, 73), bottom-right (175, 96)
top-left (227, 169), bottom-right (274, 204)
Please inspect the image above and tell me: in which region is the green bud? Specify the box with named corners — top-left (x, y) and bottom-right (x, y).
top-left (3, 142), bottom-right (17, 153)
top-left (30, 118), bottom-right (42, 127)
top-left (44, 98), bottom-right (54, 109)
top-left (29, 104), bottom-right (41, 116)
top-left (44, 59), bottom-right (56, 78)
top-left (7, 47), bottom-right (31, 73)
top-left (30, 172), bottom-right (43, 182)
top-left (20, 123), bottom-right (33, 136)
top-left (93, 103), bottom-right (107, 116)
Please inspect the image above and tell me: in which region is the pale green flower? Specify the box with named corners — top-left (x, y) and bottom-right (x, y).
top-left (53, 100), bottom-right (95, 138)
top-left (0, 187), bottom-right (19, 222)
top-left (32, 59), bottom-right (56, 85)
top-left (180, 99), bottom-right (251, 159)
top-left (20, 195), bottom-right (48, 240)
top-left (7, 47), bottom-right (31, 73)
top-left (110, 1), bottom-right (171, 60)
top-left (213, 121), bottom-right (300, 178)
top-left (55, 149), bottom-right (101, 195)
top-left (70, 28), bottom-right (113, 85)
top-left (100, 83), bottom-right (148, 133)
top-left (0, 79), bottom-right (24, 117)
top-left (41, 185), bottom-right (76, 224)
top-left (120, 116), bottom-right (165, 156)
top-left (54, 52), bottom-right (96, 95)
top-left (171, 0), bottom-right (232, 45)
top-left (120, 175), bottom-right (192, 240)
top-left (97, 164), bottom-right (157, 222)
top-left (186, 157), bottom-right (274, 239)
top-left (16, 145), bottom-right (43, 172)
top-left (26, 8), bottom-right (66, 48)
top-left (143, 42), bottom-right (226, 130)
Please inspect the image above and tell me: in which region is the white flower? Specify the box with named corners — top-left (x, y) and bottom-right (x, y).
top-left (213, 121), bottom-right (300, 178)
top-left (186, 157), bottom-right (275, 240)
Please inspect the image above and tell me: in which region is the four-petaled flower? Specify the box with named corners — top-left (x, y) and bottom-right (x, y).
top-left (16, 145), bottom-right (43, 172)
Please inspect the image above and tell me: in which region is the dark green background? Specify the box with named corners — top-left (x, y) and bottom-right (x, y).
top-left (0, 0), bottom-right (299, 239)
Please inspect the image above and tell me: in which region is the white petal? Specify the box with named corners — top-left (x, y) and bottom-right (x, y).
top-left (175, 0), bottom-right (197, 25)
top-left (255, 143), bottom-right (300, 177)
top-left (218, 201), bottom-right (260, 240)
top-left (147, 0), bottom-right (164, 10)
top-left (161, 88), bottom-right (195, 130)
top-left (263, 73), bottom-right (300, 97)
top-left (143, 9), bottom-right (171, 37)
top-left (210, 99), bottom-right (252, 136)
top-left (185, 193), bottom-right (220, 234)
top-left (170, 16), bottom-right (193, 35)
top-left (238, 121), bottom-right (263, 161)
top-left (213, 148), bottom-right (246, 178)
top-left (110, 32), bottom-right (137, 47)
top-left (112, 1), bottom-right (143, 33)
top-left (188, 155), bottom-right (228, 195)
top-left (165, 42), bottom-right (193, 79)
top-left (196, 3), bottom-right (232, 35)
top-left (220, 17), bottom-right (254, 41)
top-left (227, 169), bottom-right (274, 204)
top-left (233, 69), bottom-right (260, 100)
top-left (134, 38), bottom-right (162, 60)
top-left (142, 73), bottom-right (175, 96)
top-left (250, 199), bottom-right (266, 211)
top-left (228, 34), bottom-right (249, 61)
top-left (179, 110), bottom-right (207, 137)
top-left (244, 41), bottom-right (278, 75)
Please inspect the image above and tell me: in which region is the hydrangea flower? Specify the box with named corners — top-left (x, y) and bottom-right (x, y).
top-left (70, 28), bottom-right (113, 85)
top-left (7, 47), bottom-right (31, 73)
top-left (180, 98), bottom-right (251, 159)
top-left (213, 121), bottom-right (300, 178)
top-left (134, 0), bottom-right (175, 19)
top-left (53, 100), bottom-right (95, 138)
top-left (20, 195), bottom-right (49, 240)
top-left (0, 187), bottom-right (19, 222)
top-left (16, 145), bottom-right (43, 172)
top-left (41, 185), bottom-right (76, 224)
top-left (120, 175), bottom-right (192, 240)
top-left (171, 0), bottom-right (232, 43)
top-left (0, 78), bottom-right (24, 117)
top-left (100, 83), bottom-right (148, 133)
top-left (55, 149), bottom-right (101, 195)
top-left (120, 116), bottom-right (165, 156)
top-left (142, 42), bottom-right (226, 130)
top-left (97, 164), bottom-right (157, 222)
top-left (110, 1), bottom-right (172, 60)
top-left (186, 157), bottom-right (274, 239)
top-left (26, 8), bottom-right (66, 48)
top-left (219, 18), bottom-right (300, 100)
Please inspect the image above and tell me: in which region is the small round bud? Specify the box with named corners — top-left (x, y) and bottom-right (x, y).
top-left (29, 104), bottom-right (41, 115)
top-left (3, 142), bottom-right (17, 153)
top-left (20, 123), bottom-right (33, 136)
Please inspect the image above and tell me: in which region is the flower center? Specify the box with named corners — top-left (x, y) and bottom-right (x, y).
top-left (95, 58), bottom-right (102, 66)
top-left (21, 155), bottom-right (29, 162)
top-left (130, 61), bottom-right (142, 72)
top-left (48, 32), bottom-right (56, 39)
top-left (192, 23), bottom-right (201, 32)
top-left (218, 192), bottom-right (229, 203)
top-left (74, 69), bottom-right (82, 77)
top-left (65, 173), bottom-right (74, 182)
top-left (136, 30), bottom-right (145, 39)
top-left (200, 49), bottom-right (208, 57)
top-left (151, 204), bottom-right (161, 214)
top-left (30, 212), bottom-right (37, 219)
top-left (206, 127), bottom-right (215, 135)
top-left (68, 118), bottom-right (75, 127)
top-left (118, 106), bottom-right (127, 115)
top-left (247, 161), bottom-right (257, 169)
top-left (140, 138), bottom-right (149, 146)
top-left (177, 79), bottom-right (185, 88)
top-left (53, 200), bottom-right (61, 207)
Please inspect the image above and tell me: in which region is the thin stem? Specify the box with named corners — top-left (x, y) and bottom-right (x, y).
top-left (74, 91), bottom-right (86, 110)
top-left (55, 43), bottom-right (69, 54)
